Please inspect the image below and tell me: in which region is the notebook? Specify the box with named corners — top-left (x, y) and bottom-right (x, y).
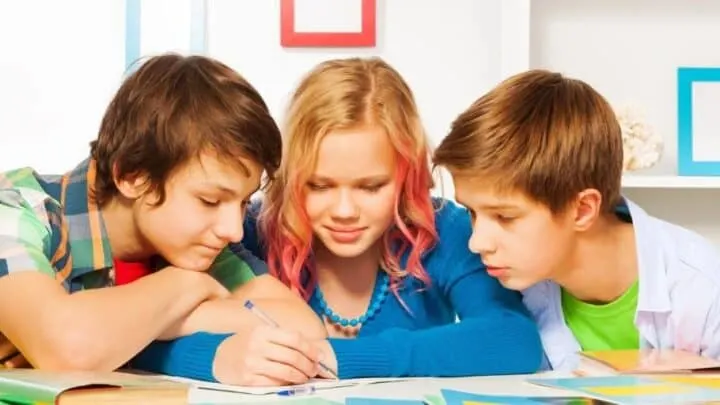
top-left (165, 375), bottom-right (408, 395)
top-left (528, 375), bottom-right (720, 404)
top-left (575, 349), bottom-right (720, 376)
top-left (0, 369), bottom-right (189, 405)
top-left (440, 388), bottom-right (613, 405)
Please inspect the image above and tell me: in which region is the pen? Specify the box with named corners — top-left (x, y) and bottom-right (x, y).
top-left (277, 385), bottom-right (317, 397)
top-left (244, 300), bottom-right (340, 380)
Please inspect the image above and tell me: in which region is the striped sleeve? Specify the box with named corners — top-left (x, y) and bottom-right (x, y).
top-left (208, 245), bottom-right (266, 292)
top-left (0, 188), bottom-right (53, 278)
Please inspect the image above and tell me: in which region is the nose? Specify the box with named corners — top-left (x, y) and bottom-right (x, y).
top-left (331, 189), bottom-right (359, 220)
top-left (214, 209), bottom-right (245, 244)
top-left (468, 223), bottom-right (497, 256)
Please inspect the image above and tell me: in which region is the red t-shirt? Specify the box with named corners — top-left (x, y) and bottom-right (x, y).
top-left (113, 259), bottom-right (151, 285)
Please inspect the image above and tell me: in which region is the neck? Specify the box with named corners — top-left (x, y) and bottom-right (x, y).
top-left (314, 240), bottom-right (382, 299)
top-left (555, 214), bottom-right (638, 304)
top-left (101, 196), bottom-right (154, 262)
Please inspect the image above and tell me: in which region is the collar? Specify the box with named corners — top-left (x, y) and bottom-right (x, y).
top-left (624, 198), bottom-right (672, 313)
top-left (55, 159), bottom-right (114, 282)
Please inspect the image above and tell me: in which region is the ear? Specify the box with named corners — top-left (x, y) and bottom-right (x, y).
top-left (113, 164), bottom-right (149, 200)
top-left (572, 188), bottom-right (602, 232)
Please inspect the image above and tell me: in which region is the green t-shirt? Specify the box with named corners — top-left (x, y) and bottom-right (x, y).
top-left (561, 281), bottom-right (640, 351)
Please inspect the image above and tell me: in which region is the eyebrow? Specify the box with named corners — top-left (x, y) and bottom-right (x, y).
top-left (309, 174), bottom-right (391, 183)
top-left (455, 198), bottom-right (519, 211)
top-left (200, 182), bottom-right (259, 198)
top-left (478, 203), bottom-right (520, 210)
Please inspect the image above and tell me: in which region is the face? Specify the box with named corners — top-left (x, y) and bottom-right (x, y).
top-left (453, 175), bottom-right (576, 291)
top-left (131, 152), bottom-right (261, 271)
top-left (305, 126), bottom-right (398, 259)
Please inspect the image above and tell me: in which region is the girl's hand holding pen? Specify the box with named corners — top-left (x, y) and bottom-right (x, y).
top-left (212, 323), bottom-right (323, 386)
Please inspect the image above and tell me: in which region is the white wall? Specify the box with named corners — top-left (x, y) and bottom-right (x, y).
top-left (2, 0), bottom-right (719, 247)
top-left (531, 0), bottom-right (720, 247)
top-left (0, 0), bottom-right (527, 201)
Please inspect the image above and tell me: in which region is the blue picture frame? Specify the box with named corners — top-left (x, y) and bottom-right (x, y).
top-left (677, 67), bottom-right (720, 176)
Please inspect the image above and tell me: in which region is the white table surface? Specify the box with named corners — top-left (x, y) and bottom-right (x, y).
top-left (187, 372), bottom-right (577, 404)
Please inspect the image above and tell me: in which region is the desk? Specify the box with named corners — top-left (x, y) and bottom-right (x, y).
top-left (188, 373), bottom-right (576, 404)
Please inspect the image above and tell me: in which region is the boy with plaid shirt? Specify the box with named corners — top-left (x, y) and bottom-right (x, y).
top-left (0, 54), bottom-right (325, 384)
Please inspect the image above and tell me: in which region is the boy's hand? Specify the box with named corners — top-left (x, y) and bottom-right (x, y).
top-left (162, 266), bottom-right (230, 300)
top-left (212, 325), bottom-right (321, 386)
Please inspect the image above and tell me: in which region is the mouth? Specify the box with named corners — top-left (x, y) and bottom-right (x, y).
top-left (325, 226), bottom-right (367, 243)
top-left (200, 245), bottom-right (224, 253)
top-left (485, 265), bottom-right (509, 278)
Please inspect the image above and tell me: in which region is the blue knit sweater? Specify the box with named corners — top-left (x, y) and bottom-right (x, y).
top-left (132, 199), bottom-right (543, 380)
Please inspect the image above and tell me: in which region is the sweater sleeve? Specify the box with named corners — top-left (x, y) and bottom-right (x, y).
top-left (131, 332), bottom-right (232, 382)
top-left (328, 203), bottom-right (544, 378)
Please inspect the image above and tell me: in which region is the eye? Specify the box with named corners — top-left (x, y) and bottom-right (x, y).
top-left (199, 197), bottom-right (220, 207)
top-left (307, 182), bottom-right (330, 191)
top-left (495, 214), bottom-right (515, 223)
top-left (360, 183), bottom-right (384, 193)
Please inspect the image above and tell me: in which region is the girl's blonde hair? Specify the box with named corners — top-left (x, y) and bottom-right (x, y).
top-left (261, 57), bottom-right (437, 299)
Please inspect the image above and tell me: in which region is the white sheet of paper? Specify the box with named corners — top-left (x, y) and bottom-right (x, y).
top-left (691, 82), bottom-right (720, 162)
top-left (294, 0), bottom-right (363, 33)
top-left (164, 376), bottom-right (407, 395)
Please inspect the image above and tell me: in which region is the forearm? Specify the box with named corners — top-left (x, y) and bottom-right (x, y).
top-left (160, 298), bottom-right (327, 340)
top-left (327, 309), bottom-right (543, 379)
top-left (133, 332), bottom-right (231, 382)
top-left (42, 269), bottom-right (212, 371)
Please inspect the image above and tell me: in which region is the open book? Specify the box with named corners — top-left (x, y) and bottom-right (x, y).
top-left (0, 369), bottom-right (188, 404)
top-left (575, 349), bottom-right (720, 376)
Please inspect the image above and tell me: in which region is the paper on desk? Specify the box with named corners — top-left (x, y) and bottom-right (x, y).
top-left (164, 376), bottom-right (408, 395)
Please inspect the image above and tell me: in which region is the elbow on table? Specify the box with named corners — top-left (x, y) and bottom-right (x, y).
top-left (501, 311), bottom-right (544, 375)
top-left (32, 322), bottom-right (117, 372)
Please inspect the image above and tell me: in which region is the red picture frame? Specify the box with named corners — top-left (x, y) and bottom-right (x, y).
top-left (280, 0), bottom-right (376, 47)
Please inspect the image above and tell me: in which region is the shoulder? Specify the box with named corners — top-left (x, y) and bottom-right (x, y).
top-left (0, 167), bottom-right (56, 232)
top-left (0, 168), bottom-right (58, 276)
top-left (628, 200), bottom-right (720, 319)
top-left (432, 197), bottom-right (473, 240)
top-left (422, 198), bottom-right (481, 284)
top-left (631, 200), bottom-right (720, 288)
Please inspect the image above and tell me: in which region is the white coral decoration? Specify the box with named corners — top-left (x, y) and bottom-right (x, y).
top-left (615, 106), bottom-right (663, 171)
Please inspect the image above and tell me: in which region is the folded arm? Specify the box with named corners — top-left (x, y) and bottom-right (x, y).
top-left (0, 268), bottom-right (220, 372)
top-left (158, 274), bottom-right (326, 340)
top-left (158, 244), bottom-right (325, 340)
top-left (323, 270), bottom-right (543, 378)
top-left (0, 200), bottom-right (226, 372)
top-left (322, 205), bottom-right (544, 378)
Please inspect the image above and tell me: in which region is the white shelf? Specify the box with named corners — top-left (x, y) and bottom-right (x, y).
top-left (622, 175), bottom-right (720, 189)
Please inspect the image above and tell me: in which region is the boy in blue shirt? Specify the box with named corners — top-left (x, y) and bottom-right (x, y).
top-left (433, 69), bottom-right (720, 370)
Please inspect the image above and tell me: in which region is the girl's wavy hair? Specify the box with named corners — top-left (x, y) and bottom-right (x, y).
top-left (260, 57), bottom-right (438, 300)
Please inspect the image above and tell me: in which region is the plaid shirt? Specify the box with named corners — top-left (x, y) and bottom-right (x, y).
top-left (0, 159), bottom-right (264, 293)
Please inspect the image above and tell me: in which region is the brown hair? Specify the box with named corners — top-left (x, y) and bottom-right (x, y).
top-left (90, 53), bottom-right (281, 206)
top-left (433, 69), bottom-right (622, 214)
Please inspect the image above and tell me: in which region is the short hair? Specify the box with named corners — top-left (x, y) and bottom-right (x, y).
top-left (433, 69), bottom-right (622, 214)
top-left (90, 54), bottom-right (281, 206)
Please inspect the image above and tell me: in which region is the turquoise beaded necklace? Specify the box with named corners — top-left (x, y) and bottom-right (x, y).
top-left (311, 271), bottom-right (390, 328)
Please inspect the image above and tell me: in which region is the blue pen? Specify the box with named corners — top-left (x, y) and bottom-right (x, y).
top-left (277, 385), bottom-right (317, 397)
top-left (244, 300), bottom-right (340, 380)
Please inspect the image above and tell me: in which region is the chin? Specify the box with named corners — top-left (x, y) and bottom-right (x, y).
top-left (323, 242), bottom-right (370, 259)
top-left (170, 255), bottom-right (215, 272)
top-left (497, 277), bottom-right (535, 291)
